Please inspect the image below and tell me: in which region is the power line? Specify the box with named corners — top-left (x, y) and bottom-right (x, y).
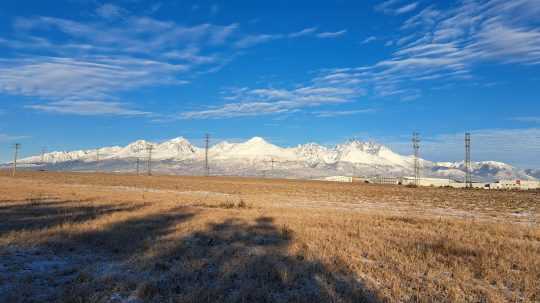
top-left (146, 144), bottom-right (154, 176)
top-left (465, 133), bottom-right (472, 188)
top-left (204, 134), bottom-right (210, 176)
top-left (12, 143), bottom-right (20, 177)
top-left (412, 132), bottom-right (420, 186)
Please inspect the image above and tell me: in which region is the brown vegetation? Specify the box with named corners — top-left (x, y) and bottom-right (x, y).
top-left (0, 171), bottom-right (539, 302)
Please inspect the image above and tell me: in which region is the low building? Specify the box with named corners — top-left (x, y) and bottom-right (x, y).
top-left (497, 180), bottom-right (540, 190)
top-left (401, 177), bottom-right (454, 187)
top-left (323, 176), bottom-right (353, 183)
top-left (352, 177), bottom-right (371, 183)
top-left (372, 176), bottom-right (400, 185)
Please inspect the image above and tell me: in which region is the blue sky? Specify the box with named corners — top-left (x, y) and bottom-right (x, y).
top-left (1, 0), bottom-right (539, 168)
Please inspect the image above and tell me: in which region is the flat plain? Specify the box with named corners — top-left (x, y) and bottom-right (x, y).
top-left (0, 171), bottom-right (539, 302)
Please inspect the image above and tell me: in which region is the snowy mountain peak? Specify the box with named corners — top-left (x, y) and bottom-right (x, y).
top-left (166, 137), bottom-right (191, 144)
top-left (245, 136), bottom-right (269, 145)
top-left (14, 136), bottom-right (538, 182)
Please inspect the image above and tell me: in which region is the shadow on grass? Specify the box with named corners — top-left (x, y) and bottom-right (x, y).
top-left (50, 206), bottom-right (196, 256)
top-left (62, 213), bottom-right (379, 302)
top-left (3, 202), bottom-right (378, 302)
top-left (0, 199), bottom-right (146, 237)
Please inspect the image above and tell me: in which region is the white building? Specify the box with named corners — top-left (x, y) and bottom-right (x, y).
top-left (322, 176), bottom-right (353, 183)
top-left (496, 180), bottom-right (540, 190)
top-left (401, 177), bottom-right (454, 187)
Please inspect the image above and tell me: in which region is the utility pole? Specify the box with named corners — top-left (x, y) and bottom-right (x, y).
top-left (465, 133), bottom-right (472, 188)
top-left (412, 132), bottom-right (420, 186)
top-left (40, 147), bottom-right (47, 164)
top-left (146, 144), bottom-right (154, 176)
top-left (12, 143), bottom-right (20, 177)
top-left (264, 157), bottom-right (276, 177)
top-left (136, 158), bottom-right (140, 175)
top-left (96, 149), bottom-right (100, 172)
top-left (204, 134), bottom-right (210, 176)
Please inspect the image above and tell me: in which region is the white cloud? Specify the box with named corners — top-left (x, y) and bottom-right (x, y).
top-left (0, 133), bottom-right (28, 142)
top-left (2, 12), bottom-right (244, 116)
top-left (314, 109), bottom-right (375, 117)
top-left (512, 116), bottom-right (540, 123)
top-left (376, 1), bottom-right (419, 15)
top-left (234, 34), bottom-right (283, 48)
top-left (314, 0), bottom-right (540, 101)
top-left (0, 57), bottom-right (188, 103)
top-left (95, 4), bottom-right (126, 19)
top-left (26, 100), bottom-right (151, 116)
top-left (234, 27), bottom-right (345, 48)
top-left (288, 27), bottom-right (318, 38)
top-left (361, 36), bottom-right (377, 44)
top-left (316, 30), bottom-right (347, 38)
top-left (395, 2), bottom-right (419, 15)
top-left (180, 84), bottom-right (364, 119)
top-left (375, 0), bottom-right (401, 13)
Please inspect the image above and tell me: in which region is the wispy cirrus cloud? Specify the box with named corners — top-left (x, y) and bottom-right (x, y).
top-left (195, 0), bottom-right (540, 119)
top-left (0, 133), bottom-right (29, 142)
top-left (0, 57), bottom-right (188, 101)
top-left (316, 30), bottom-right (347, 38)
top-left (2, 12), bottom-right (241, 116)
top-left (511, 116), bottom-right (540, 123)
top-left (361, 36), bottom-right (377, 44)
top-left (26, 100), bottom-right (151, 116)
top-left (314, 109), bottom-right (375, 118)
top-left (288, 27), bottom-right (318, 38)
top-left (95, 3), bottom-right (127, 19)
top-left (180, 85), bottom-right (364, 119)
top-left (234, 27), bottom-right (346, 48)
top-left (375, 0), bottom-right (419, 15)
top-left (314, 0), bottom-right (540, 101)
top-left (1, 4), bottom-right (343, 117)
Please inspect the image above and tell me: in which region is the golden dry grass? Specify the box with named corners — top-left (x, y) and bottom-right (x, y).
top-left (0, 171), bottom-right (539, 302)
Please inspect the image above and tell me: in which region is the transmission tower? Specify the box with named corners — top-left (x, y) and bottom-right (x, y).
top-left (204, 134), bottom-right (210, 176)
top-left (465, 133), bottom-right (472, 188)
top-left (12, 143), bottom-right (20, 177)
top-left (412, 132), bottom-right (420, 186)
top-left (146, 144), bottom-right (154, 176)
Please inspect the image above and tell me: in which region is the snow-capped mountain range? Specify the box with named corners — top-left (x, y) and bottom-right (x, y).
top-left (13, 137), bottom-right (537, 181)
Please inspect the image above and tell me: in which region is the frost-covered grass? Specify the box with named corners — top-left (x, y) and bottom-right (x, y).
top-left (0, 171), bottom-right (539, 302)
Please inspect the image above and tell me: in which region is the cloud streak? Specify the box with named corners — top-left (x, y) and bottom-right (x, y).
top-left (1, 7), bottom-right (344, 117)
top-left (180, 85), bottom-right (364, 119)
top-left (234, 27), bottom-right (346, 48)
top-left (26, 100), bottom-right (151, 116)
top-left (376, 0), bottom-right (419, 15)
top-left (0, 133), bottom-right (29, 142)
top-left (314, 0), bottom-right (540, 101)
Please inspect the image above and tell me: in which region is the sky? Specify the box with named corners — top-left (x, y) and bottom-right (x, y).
top-left (0, 0), bottom-right (539, 168)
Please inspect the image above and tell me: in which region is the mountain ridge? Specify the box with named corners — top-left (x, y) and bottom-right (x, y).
top-left (14, 136), bottom-right (538, 182)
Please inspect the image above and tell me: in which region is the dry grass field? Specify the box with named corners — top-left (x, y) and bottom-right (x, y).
top-left (0, 171), bottom-right (539, 302)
